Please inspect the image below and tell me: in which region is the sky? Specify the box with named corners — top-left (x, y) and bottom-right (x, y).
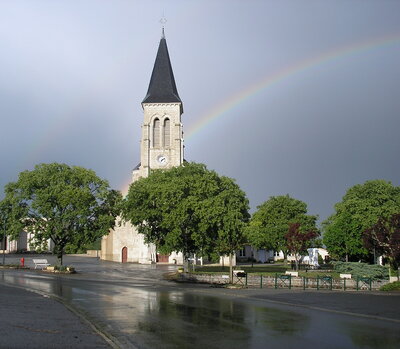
top-left (1, 0), bottom-right (400, 224)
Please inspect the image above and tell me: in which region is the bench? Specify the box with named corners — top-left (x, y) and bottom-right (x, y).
top-left (233, 270), bottom-right (247, 285)
top-left (233, 270), bottom-right (246, 277)
top-left (33, 259), bottom-right (50, 269)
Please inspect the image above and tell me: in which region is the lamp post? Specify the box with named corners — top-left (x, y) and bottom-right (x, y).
top-left (2, 220), bottom-right (5, 266)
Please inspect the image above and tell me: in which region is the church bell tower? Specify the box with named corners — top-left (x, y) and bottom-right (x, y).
top-left (101, 29), bottom-right (184, 264)
top-left (133, 29), bottom-right (184, 182)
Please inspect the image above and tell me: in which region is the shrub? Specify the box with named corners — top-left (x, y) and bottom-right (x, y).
top-left (65, 243), bottom-right (87, 254)
top-left (380, 281), bottom-right (400, 291)
top-left (333, 261), bottom-right (388, 280)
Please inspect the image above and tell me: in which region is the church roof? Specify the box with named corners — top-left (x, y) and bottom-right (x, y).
top-left (142, 34), bottom-right (182, 104)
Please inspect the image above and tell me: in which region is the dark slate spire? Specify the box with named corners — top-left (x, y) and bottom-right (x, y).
top-left (142, 33), bottom-right (182, 104)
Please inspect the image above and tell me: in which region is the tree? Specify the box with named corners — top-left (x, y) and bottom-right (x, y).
top-left (246, 195), bottom-right (317, 262)
top-left (123, 162), bottom-right (250, 279)
top-left (0, 199), bottom-right (13, 264)
top-left (208, 176), bottom-right (250, 280)
top-left (285, 223), bottom-right (319, 270)
top-left (4, 163), bottom-right (122, 264)
top-left (0, 196), bottom-right (30, 263)
top-left (323, 180), bottom-right (400, 261)
top-left (363, 213), bottom-right (400, 272)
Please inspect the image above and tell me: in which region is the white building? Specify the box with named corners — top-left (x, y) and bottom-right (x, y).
top-left (0, 232), bottom-right (54, 253)
top-left (236, 245), bottom-right (329, 265)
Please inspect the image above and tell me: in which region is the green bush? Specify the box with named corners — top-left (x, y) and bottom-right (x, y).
top-left (65, 237), bottom-right (102, 254)
top-left (65, 243), bottom-right (86, 254)
top-left (333, 261), bottom-right (388, 280)
top-left (380, 281), bottom-right (400, 291)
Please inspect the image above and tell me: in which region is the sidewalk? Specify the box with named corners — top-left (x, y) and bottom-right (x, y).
top-left (0, 283), bottom-right (112, 349)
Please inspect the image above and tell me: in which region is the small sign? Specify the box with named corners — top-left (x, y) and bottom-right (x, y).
top-left (222, 275), bottom-right (229, 279)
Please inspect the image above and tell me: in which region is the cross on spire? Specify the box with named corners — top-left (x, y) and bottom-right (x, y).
top-left (160, 16), bottom-right (167, 38)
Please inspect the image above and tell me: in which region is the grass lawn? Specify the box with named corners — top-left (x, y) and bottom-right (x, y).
top-left (193, 264), bottom-right (339, 278)
top-left (380, 281), bottom-right (400, 291)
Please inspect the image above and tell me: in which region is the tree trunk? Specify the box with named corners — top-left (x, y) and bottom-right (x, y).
top-left (58, 249), bottom-right (63, 266)
top-left (54, 244), bottom-right (64, 266)
top-left (389, 258), bottom-right (399, 281)
top-left (295, 256), bottom-right (299, 271)
top-left (283, 251), bottom-right (288, 265)
top-left (345, 253), bottom-right (348, 262)
top-left (229, 253), bottom-right (233, 284)
top-left (183, 253), bottom-right (189, 272)
top-left (56, 252), bottom-right (63, 265)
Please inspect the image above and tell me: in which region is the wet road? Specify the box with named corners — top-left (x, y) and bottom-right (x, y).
top-left (1, 255), bottom-right (400, 349)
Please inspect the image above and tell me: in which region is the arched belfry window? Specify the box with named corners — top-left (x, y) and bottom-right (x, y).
top-left (163, 118), bottom-right (170, 147)
top-left (153, 118), bottom-right (160, 147)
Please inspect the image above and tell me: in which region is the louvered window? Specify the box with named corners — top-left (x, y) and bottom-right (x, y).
top-left (163, 118), bottom-right (170, 147)
top-left (153, 119), bottom-right (160, 147)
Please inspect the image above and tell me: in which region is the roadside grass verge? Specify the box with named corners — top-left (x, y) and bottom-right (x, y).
top-left (380, 281), bottom-right (400, 291)
top-left (0, 264), bottom-right (28, 269)
top-left (193, 265), bottom-right (287, 274)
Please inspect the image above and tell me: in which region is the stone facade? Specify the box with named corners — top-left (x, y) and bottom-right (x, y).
top-left (101, 34), bottom-right (184, 264)
top-left (101, 104), bottom-right (184, 264)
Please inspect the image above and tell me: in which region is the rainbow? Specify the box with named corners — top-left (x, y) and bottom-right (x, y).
top-left (118, 33), bottom-right (400, 193)
top-left (121, 33), bottom-right (399, 193)
top-left (25, 33), bottom-right (399, 194)
top-left (185, 33), bottom-right (400, 141)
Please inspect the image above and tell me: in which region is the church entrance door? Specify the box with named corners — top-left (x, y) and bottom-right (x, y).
top-left (156, 254), bottom-right (169, 263)
top-left (121, 247), bottom-right (128, 263)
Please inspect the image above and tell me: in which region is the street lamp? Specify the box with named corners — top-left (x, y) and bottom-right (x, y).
top-left (2, 220), bottom-right (5, 265)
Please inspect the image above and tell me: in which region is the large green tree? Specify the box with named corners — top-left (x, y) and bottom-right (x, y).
top-left (323, 180), bottom-right (400, 261)
top-left (0, 198), bottom-right (22, 264)
top-left (4, 163), bottom-right (122, 264)
top-left (246, 195), bottom-right (318, 261)
top-left (123, 162), bottom-right (249, 278)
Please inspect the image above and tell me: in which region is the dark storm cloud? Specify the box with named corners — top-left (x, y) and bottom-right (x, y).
top-left (1, 0), bottom-right (400, 224)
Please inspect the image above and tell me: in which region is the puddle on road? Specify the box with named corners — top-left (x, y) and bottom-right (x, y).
top-left (2, 271), bottom-right (400, 349)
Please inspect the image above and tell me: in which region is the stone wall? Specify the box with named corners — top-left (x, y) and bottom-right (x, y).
top-left (180, 273), bottom-right (389, 291)
top-left (86, 250), bottom-right (100, 257)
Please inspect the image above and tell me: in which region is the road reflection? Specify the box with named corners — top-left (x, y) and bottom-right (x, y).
top-left (1, 270), bottom-right (400, 349)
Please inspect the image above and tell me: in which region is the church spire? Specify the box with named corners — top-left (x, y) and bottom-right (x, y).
top-left (142, 31), bottom-right (182, 105)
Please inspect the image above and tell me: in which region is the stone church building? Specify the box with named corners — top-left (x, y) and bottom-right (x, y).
top-left (101, 31), bottom-right (184, 264)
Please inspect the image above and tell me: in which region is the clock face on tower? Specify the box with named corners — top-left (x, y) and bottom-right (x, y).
top-left (157, 155), bottom-right (168, 166)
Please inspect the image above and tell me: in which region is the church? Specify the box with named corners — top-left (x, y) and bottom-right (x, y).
top-left (101, 30), bottom-right (184, 264)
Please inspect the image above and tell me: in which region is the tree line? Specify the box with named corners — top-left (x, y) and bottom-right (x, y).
top-left (1, 162), bottom-right (399, 275)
